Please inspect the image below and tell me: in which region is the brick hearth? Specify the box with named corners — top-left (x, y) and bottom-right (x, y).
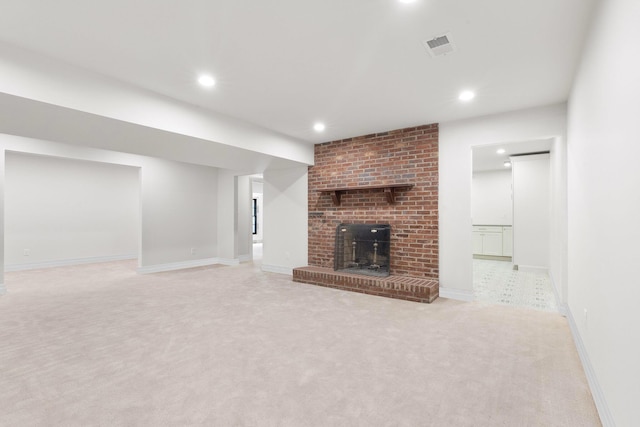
top-left (293, 266), bottom-right (439, 304)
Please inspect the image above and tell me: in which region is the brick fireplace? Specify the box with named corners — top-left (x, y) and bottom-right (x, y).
top-left (293, 124), bottom-right (439, 303)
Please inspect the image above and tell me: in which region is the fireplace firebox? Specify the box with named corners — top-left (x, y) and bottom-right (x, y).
top-left (334, 223), bottom-right (391, 277)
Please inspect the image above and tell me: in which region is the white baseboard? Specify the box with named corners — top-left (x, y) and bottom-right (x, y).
top-left (438, 287), bottom-right (475, 301)
top-left (217, 258), bottom-right (240, 266)
top-left (261, 264), bottom-right (293, 275)
top-left (566, 307), bottom-right (614, 427)
top-left (238, 254), bottom-right (252, 262)
top-left (137, 258), bottom-right (218, 274)
top-left (5, 253), bottom-right (137, 272)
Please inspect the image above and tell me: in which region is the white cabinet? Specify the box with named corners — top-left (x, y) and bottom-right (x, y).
top-left (483, 232), bottom-right (503, 255)
top-left (473, 225), bottom-right (512, 257)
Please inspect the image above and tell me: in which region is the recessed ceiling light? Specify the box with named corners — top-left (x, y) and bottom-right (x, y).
top-left (398, 0), bottom-right (417, 3)
top-left (458, 90), bottom-right (475, 102)
top-left (197, 74), bottom-right (216, 88)
top-left (497, 148), bottom-right (506, 154)
top-left (313, 122), bottom-right (326, 132)
top-left (504, 161), bottom-right (512, 168)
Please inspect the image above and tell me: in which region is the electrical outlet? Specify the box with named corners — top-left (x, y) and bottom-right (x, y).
top-left (23, 249), bottom-right (30, 256)
top-left (190, 248), bottom-right (196, 255)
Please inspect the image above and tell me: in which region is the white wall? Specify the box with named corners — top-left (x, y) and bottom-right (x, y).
top-left (566, 1), bottom-right (640, 425)
top-left (439, 103), bottom-right (566, 299)
top-left (216, 169), bottom-right (237, 263)
top-left (511, 154), bottom-right (550, 271)
top-left (550, 135), bottom-right (569, 304)
top-left (236, 175), bottom-right (252, 260)
top-left (5, 152), bottom-right (139, 268)
top-left (139, 159), bottom-right (218, 268)
top-left (262, 166), bottom-right (308, 274)
top-left (471, 169), bottom-right (512, 226)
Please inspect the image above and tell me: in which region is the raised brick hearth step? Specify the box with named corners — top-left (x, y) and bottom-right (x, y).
top-left (293, 266), bottom-right (439, 303)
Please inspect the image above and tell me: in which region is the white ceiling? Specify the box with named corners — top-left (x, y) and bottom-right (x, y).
top-left (0, 0), bottom-right (596, 144)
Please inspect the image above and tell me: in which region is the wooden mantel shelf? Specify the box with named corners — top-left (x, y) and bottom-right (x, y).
top-left (320, 184), bottom-right (413, 206)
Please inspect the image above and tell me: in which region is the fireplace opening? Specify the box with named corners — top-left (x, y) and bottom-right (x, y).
top-left (334, 223), bottom-right (391, 277)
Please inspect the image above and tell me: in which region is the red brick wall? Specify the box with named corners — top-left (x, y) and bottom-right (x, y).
top-left (308, 124), bottom-right (438, 278)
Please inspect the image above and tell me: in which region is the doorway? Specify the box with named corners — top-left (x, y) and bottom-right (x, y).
top-left (251, 175), bottom-right (264, 263)
top-left (471, 140), bottom-right (557, 311)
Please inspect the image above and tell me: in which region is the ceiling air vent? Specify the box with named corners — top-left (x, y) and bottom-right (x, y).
top-left (423, 33), bottom-right (455, 57)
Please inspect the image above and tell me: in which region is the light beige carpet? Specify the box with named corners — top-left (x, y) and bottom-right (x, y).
top-left (1, 261), bottom-right (600, 426)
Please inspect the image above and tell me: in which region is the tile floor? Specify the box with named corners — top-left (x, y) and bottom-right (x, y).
top-left (473, 259), bottom-right (558, 312)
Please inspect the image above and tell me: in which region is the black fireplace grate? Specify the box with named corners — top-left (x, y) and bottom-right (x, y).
top-left (334, 223), bottom-right (391, 277)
